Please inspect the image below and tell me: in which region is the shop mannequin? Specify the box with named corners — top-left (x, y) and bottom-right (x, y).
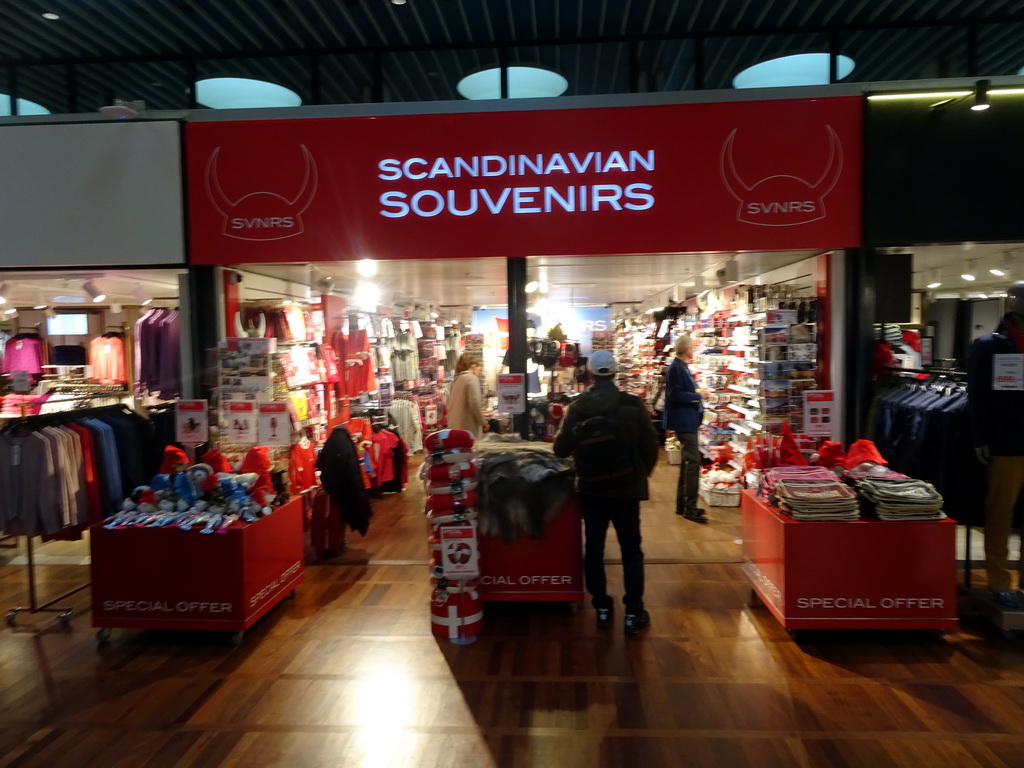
top-left (967, 281), bottom-right (1024, 609)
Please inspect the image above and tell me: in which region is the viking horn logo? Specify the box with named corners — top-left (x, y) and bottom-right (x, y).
top-left (720, 126), bottom-right (842, 227)
top-left (206, 145), bottom-right (318, 240)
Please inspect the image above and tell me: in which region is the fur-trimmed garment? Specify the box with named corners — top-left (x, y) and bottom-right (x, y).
top-left (474, 437), bottom-right (576, 542)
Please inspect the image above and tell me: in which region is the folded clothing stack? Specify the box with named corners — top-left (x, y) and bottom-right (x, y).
top-left (771, 470), bottom-right (862, 521)
top-left (849, 473), bottom-right (946, 521)
top-left (760, 466), bottom-right (837, 504)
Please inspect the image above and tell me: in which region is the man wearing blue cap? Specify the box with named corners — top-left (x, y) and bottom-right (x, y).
top-left (553, 349), bottom-right (660, 636)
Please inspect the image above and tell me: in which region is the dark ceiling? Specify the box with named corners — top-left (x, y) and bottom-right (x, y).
top-left (3, 0), bottom-right (1024, 114)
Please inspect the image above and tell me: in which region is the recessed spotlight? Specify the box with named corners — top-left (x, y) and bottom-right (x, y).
top-left (41, 12), bottom-right (60, 20)
top-left (457, 66), bottom-right (568, 100)
top-left (991, 268), bottom-right (1006, 276)
top-left (0, 282), bottom-right (8, 305)
top-left (733, 53), bottom-right (856, 89)
top-left (195, 77), bottom-right (302, 109)
top-left (4, 308), bottom-right (18, 316)
top-left (356, 259), bottom-right (378, 277)
top-left (132, 285), bottom-right (152, 306)
top-left (927, 281), bottom-right (942, 289)
top-left (83, 279), bottom-right (106, 302)
top-left (525, 281), bottom-right (539, 293)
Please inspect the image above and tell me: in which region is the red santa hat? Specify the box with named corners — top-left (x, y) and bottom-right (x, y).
top-left (815, 441), bottom-right (848, 470)
top-left (240, 446), bottom-right (271, 474)
top-left (240, 447), bottom-right (274, 506)
top-left (778, 424), bottom-right (809, 466)
top-left (159, 445), bottom-right (189, 474)
top-left (201, 449), bottom-right (234, 474)
top-left (846, 439), bottom-right (887, 468)
top-left (424, 429), bottom-right (475, 452)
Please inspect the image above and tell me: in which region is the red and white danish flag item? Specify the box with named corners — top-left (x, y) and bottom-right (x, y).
top-left (426, 479), bottom-right (478, 497)
top-left (423, 461), bottom-right (477, 482)
top-left (426, 449), bottom-right (476, 465)
top-left (430, 586), bottom-right (483, 641)
top-left (426, 491), bottom-right (479, 512)
top-left (427, 507), bottom-right (479, 527)
top-left (424, 429), bottom-right (475, 452)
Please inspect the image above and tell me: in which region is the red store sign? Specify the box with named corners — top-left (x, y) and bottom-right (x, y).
top-left (187, 97), bottom-right (862, 264)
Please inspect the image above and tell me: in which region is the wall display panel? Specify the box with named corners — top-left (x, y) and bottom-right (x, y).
top-left (839, 27), bottom-right (969, 82)
top-left (77, 61), bottom-right (189, 112)
top-left (865, 96), bottom-right (1024, 244)
top-left (703, 33), bottom-right (832, 92)
top-left (0, 121), bottom-right (185, 267)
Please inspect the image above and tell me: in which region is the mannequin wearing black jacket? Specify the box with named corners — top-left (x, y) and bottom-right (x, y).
top-left (316, 425), bottom-right (373, 536)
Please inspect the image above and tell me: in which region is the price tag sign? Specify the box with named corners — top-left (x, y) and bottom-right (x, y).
top-left (439, 522), bottom-right (480, 579)
top-left (224, 401), bottom-right (257, 444)
top-left (175, 400), bottom-right (209, 443)
top-left (497, 374), bottom-right (525, 414)
top-left (258, 402), bottom-right (291, 446)
top-left (803, 390), bottom-right (835, 437)
top-left (993, 354), bottom-right (1024, 391)
top-left (11, 370), bottom-right (31, 394)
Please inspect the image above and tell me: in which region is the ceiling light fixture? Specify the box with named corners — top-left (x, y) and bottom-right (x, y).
top-left (0, 94), bottom-right (50, 117)
top-left (41, 11), bottom-right (60, 20)
top-left (524, 281), bottom-right (539, 293)
top-left (110, 303), bottom-right (123, 314)
top-left (33, 292), bottom-right (48, 310)
top-left (0, 282), bottom-right (8, 305)
top-left (98, 99), bottom-right (145, 119)
top-left (196, 78), bottom-right (302, 109)
top-left (457, 66), bottom-right (568, 100)
top-left (4, 308), bottom-right (18, 316)
top-left (990, 267), bottom-right (1006, 277)
top-left (391, 0), bottom-right (407, 4)
top-left (356, 258), bottom-right (378, 277)
top-left (83, 280), bottom-right (106, 302)
top-left (927, 268), bottom-right (942, 289)
top-left (972, 79), bottom-right (990, 111)
top-left (44, 307), bottom-right (56, 319)
top-left (961, 261), bottom-right (976, 281)
top-left (733, 53), bottom-right (855, 89)
top-left (132, 285), bottom-right (152, 306)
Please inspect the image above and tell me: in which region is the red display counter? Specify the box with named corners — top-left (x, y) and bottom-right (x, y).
top-left (741, 490), bottom-right (957, 632)
top-left (90, 497), bottom-right (305, 643)
top-left (478, 497), bottom-right (584, 607)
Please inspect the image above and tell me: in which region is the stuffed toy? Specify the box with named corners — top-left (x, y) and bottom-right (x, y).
top-left (201, 449), bottom-right (235, 475)
top-left (240, 446), bottom-right (275, 507)
top-left (158, 445), bottom-right (189, 474)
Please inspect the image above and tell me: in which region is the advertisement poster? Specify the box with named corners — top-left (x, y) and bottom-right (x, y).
top-left (497, 373), bottom-right (526, 414)
top-left (258, 402), bottom-right (291, 446)
top-left (439, 522), bottom-right (481, 579)
top-left (175, 400), bottom-right (209, 444)
top-left (224, 401), bottom-right (256, 444)
top-left (803, 390), bottom-right (835, 436)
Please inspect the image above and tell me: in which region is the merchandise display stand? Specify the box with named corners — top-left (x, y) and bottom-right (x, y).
top-left (741, 490), bottom-right (957, 634)
top-left (90, 497), bottom-right (304, 645)
top-left (478, 497), bottom-right (584, 611)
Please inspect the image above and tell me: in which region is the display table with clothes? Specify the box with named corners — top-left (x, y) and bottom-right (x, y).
top-left (470, 437), bottom-right (584, 606)
top-left (741, 490), bottom-right (957, 633)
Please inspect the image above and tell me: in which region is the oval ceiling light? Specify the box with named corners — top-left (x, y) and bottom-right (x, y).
top-left (356, 258), bottom-right (378, 277)
top-left (733, 53), bottom-right (855, 89)
top-left (0, 94), bottom-right (51, 116)
top-left (195, 77), bottom-right (302, 109)
top-left (457, 66), bottom-right (568, 100)
top-left (41, 11), bottom-right (60, 20)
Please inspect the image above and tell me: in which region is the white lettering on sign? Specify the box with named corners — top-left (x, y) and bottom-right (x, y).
top-left (248, 561), bottom-right (302, 607)
top-left (795, 596), bottom-right (945, 609)
top-left (377, 150), bottom-right (657, 219)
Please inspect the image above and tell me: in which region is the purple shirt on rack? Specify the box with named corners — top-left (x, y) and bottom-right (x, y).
top-left (3, 336), bottom-right (45, 376)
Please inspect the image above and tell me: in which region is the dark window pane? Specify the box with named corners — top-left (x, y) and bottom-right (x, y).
top-left (510, 43), bottom-right (630, 97)
top-left (13, 65), bottom-right (69, 115)
top-left (320, 54), bottom-right (373, 105)
top-left (77, 61), bottom-right (189, 112)
top-left (977, 23), bottom-right (1024, 77)
top-left (634, 38), bottom-right (697, 92)
top-left (383, 49), bottom-right (494, 103)
top-left (840, 27), bottom-right (968, 82)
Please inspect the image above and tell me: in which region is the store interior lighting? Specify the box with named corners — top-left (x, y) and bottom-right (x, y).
top-left (0, 94), bottom-right (51, 116)
top-left (961, 261), bottom-right (977, 281)
top-left (43, 307), bottom-right (56, 319)
top-left (732, 53), bottom-right (855, 89)
top-left (4, 308), bottom-right (18, 317)
top-left (83, 280), bottom-right (106, 302)
top-left (972, 79), bottom-right (990, 111)
top-left (391, 0), bottom-right (406, 5)
top-left (195, 77), bottom-right (302, 110)
top-left (33, 292), bottom-right (48, 310)
top-left (457, 66), bottom-right (568, 100)
top-left (132, 284), bottom-right (152, 306)
top-left (356, 259), bottom-right (379, 277)
top-left (927, 269), bottom-right (942, 289)
top-left (524, 281), bottom-right (539, 293)
top-left (0, 282), bottom-right (9, 305)
top-left (110, 303), bottom-right (123, 314)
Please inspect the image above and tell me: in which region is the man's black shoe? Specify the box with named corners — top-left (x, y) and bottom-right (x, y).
top-left (624, 610), bottom-right (651, 636)
top-left (596, 606), bottom-right (612, 629)
top-left (683, 509), bottom-right (709, 524)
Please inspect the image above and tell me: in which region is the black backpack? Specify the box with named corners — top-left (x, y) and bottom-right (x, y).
top-left (572, 394), bottom-right (639, 487)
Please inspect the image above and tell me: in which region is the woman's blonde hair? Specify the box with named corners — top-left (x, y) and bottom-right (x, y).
top-left (674, 334), bottom-right (694, 357)
top-left (456, 353), bottom-right (481, 374)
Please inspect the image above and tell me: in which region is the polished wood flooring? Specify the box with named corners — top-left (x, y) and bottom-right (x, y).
top-left (1, 457), bottom-right (1023, 767)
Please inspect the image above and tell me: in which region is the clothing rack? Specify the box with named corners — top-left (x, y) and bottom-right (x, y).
top-left (2, 403), bottom-right (136, 628)
top-left (882, 365), bottom-right (966, 379)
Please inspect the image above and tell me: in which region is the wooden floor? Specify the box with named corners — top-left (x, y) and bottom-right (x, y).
top-left (1, 457), bottom-right (1023, 768)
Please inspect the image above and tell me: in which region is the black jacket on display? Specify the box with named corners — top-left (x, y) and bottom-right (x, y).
top-left (316, 425), bottom-right (373, 536)
top-left (968, 314), bottom-right (1024, 456)
top-left (552, 379), bottom-right (659, 499)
